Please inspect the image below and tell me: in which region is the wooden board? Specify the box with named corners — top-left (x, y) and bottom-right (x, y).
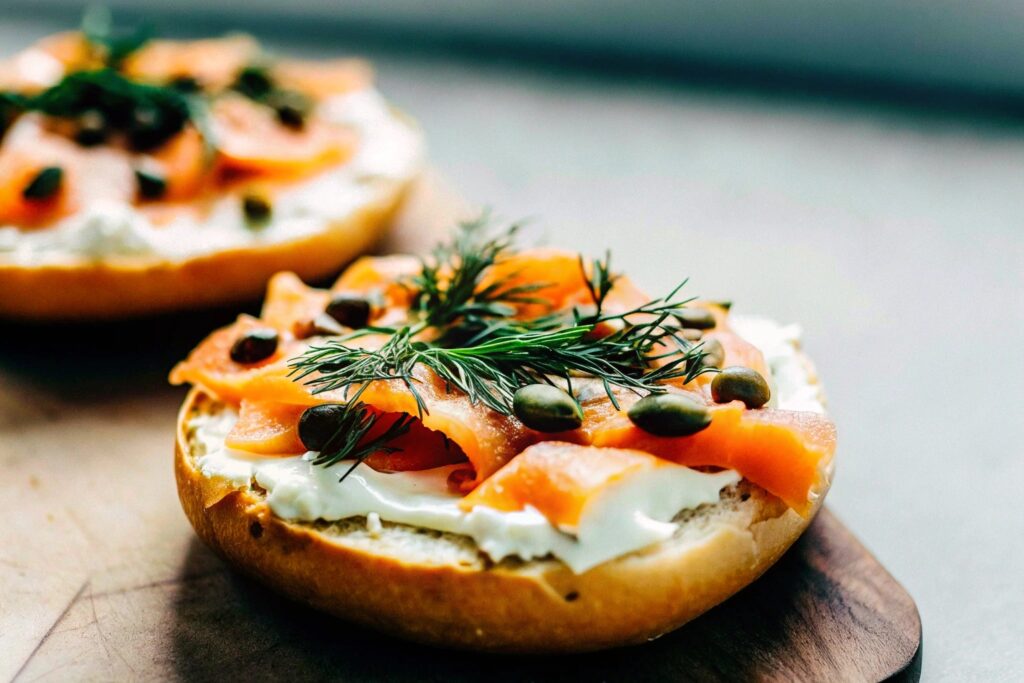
top-left (0, 175), bottom-right (920, 682)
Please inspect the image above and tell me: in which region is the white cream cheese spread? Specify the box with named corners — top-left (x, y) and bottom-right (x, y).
top-left (0, 89), bottom-right (423, 264)
top-left (189, 315), bottom-right (824, 573)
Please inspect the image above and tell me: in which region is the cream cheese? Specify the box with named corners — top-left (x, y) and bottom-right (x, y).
top-left (729, 315), bottom-right (825, 413)
top-left (188, 315), bottom-right (823, 573)
top-left (0, 88), bottom-right (423, 265)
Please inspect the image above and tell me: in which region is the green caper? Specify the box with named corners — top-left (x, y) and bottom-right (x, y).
top-left (242, 192), bottom-right (272, 226)
top-left (128, 105), bottom-right (178, 150)
top-left (233, 66), bottom-right (274, 100)
top-left (698, 338), bottom-right (725, 369)
top-left (513, 384), bottom-right (583, 432)
top-left (229, 328), bottom-right (279, 364)
top-left (711, 366), bottom-right (771, 408)
top-left (298, 403), bottom-right (348, 451)
top-left (270, 90), bottom-right (311, 130)
top-left (74, 109), bottom-right (107, 147)
top-left (170, 75), bottom-right (201, 93)
top-left (134, 167), bottom-right (167, 200)
top-left (325, 295), bottom-right (372, 329)
top-left (22, 166), bottom-right (63, 201)
top-left (627, 393), bottom-right (711, 437)
top-left (675, 307), bottom-right (716, 330)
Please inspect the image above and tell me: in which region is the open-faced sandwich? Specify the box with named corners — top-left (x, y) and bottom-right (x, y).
top-left (0, 16), bottom-right (422, 319)
top-left (171, 220), bottom-right (836, 652)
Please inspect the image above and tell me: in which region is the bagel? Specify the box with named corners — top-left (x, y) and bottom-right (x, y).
top-left (0, 31), bottom-right (423, 320)
top-left (169, 234), bottom-right (836, 653)
top-left (176, 388), bottom-right (827, 653)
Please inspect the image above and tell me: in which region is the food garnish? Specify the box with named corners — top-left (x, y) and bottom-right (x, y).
top-left (511, 384), bottom-right (584, 433)
top-left (287, 219), bottom-right (720, 478)
top-left (0, 12), bottom-right (367, 226)
top-left (626, 393), bottom-right (711, 436)
top-left (324, 294), bottom-right (372, 329)
top-left (21, 166), bottom-right (63, 200)
top-left (229, 327), bottom-right (279, 364)
top-left (711, 365), bottom-right (771, 408)
top-left (241, 190), bottom-right (272, 226)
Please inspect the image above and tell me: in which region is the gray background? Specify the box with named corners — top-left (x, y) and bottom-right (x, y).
top-left (2, 8), bottom-right (1023, 681)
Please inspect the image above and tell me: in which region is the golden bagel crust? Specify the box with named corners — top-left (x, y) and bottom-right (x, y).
top-left (0, 180), bottom-right (412, 321)
top-left (175, 387), bottom-right (830, 653)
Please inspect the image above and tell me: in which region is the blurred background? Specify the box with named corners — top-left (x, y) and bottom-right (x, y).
top-left (2, 1), bottom-right (1022, 680)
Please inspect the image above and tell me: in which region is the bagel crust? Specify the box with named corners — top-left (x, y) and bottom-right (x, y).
top-left (0, 180), bottom-right (411, 321)
top-left (175, 388), bottom-right (829, 653)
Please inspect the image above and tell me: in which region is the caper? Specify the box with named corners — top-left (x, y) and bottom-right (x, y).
top-left (513, 384), bottom-right (583, 433)
top-left (170, 76), bottom-right (201, 93)
top-left (127, 105), bottom-right (168, 150)
top-left (675, 307), bottom-right (716, 330)
top-left (698, 338), bottom-right (725, 369)
top-left (270, 90), bottom-right (311, 129)
top-left (233, 66), bottom-right (274, 100)
top-left (242, 192), bottom-right (272, 226)
top-left (627, 393), bottom-right (711, 437)
top-left (22, 166), bottom-right (63, 201)
top-left (74, 110), bottom-right (107, 146)
top-left (711, 366), bottom-right (771, 408)
top-left (325, 295), bottom-right (371, 329)
top-left (298, 403), bottom-right (348, 451)
top-left (134, 167), bottom-right (167, 200)
top-left (229, 328), bottom-right (279, 364)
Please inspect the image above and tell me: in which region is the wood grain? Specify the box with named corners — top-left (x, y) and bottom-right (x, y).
top-left (0, 174), bottom-right (919, 682)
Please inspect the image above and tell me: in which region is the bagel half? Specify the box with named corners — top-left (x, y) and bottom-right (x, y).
top-left (175, 387), bottom-right (831, 653)
top-left (0, 179), bottom-right (412, 320)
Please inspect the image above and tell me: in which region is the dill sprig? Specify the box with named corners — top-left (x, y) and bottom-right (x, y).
top-left (0, 13), bottom-right (212, 152)
top-left (292, 281), bottom-right (708, 416)
top-left (288, 219), bottom-right (714, 475)
top-left (81, 6), bottom-right (152, 68)
top-left (411, 215), bottom-right (549, 332)
top-left (309, 405), bottom-right (415, 482)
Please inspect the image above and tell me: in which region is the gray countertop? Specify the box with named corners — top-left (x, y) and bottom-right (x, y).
top-left (2, 14), bottom-right (1022, 682)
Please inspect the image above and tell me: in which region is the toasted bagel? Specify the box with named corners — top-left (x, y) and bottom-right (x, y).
top-left (0, 181), bottom-right (411, 320)
top-left (175, 387), bottom-right (830, 653)
top-left (0, 32), bottom-right (422, 320)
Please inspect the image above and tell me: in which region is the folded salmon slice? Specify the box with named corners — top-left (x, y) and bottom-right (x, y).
top-left (590, 402), bottom-right (835, 515)
top-left (226, 400), bottom-right (307, 455)
top-left (225, 399), bottom-right (466, 472)
top-left (260, 272), bottom-right (331, 333)
top-left (123, 36), bottom-right (259, 91)
top-left (172, 320), bottom-right (535, 482)
top-left (173, 250), bottom-right (834, 513)
top-left (459, 442), bottom-right (665, 528)
top-left (169, 315), bottom-right (303, 403)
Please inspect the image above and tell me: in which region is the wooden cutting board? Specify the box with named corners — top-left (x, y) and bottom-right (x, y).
top-left (0, 175), bottom-right (920, 682)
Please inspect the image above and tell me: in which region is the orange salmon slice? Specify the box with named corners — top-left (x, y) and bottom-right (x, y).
top-left (591, 402), bottom-right (835, 515)
top-left (459, 442), bottom-right (665, 528)
top-left (226, 400), bottom-right (307, 454)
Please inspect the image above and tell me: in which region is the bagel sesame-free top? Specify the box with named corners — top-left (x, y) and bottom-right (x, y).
top-left (172, 222), bottom-right (837, 576)
top-left (0, 18), bottom-right (422, 318)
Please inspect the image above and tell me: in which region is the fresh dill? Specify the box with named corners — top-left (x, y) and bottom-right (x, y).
top-left (309, 405), bottom-right (416, 482)
top-left (81, 6), bottom-right (152, 68)
top-left (410, 214), bottom-right (548, 339)
top-left (0, 12), bottom-right (211, 152)
top-left (288, 220), bottom-right (715, 475)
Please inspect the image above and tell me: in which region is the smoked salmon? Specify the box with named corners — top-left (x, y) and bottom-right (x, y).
top-left (172, 238), bottom-right (836, 519)
top-left (0, 31), bottom-right (362, 227)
